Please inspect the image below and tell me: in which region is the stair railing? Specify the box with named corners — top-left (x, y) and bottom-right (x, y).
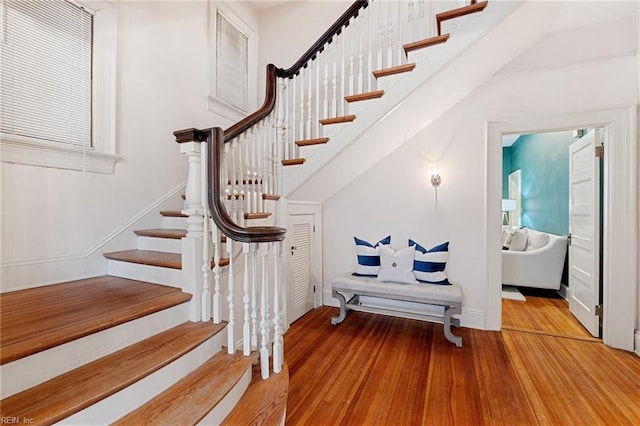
top-left (175, 0), bottom-right (475, 379)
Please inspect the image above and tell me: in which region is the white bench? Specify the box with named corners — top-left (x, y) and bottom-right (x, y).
top-left (331, 275), bottom-right (463, 347)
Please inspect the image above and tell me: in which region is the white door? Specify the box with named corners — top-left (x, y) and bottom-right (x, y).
top-left (568, 129), bottom-right (601, 337)
top-left (287, 214), bottom-right (315, 323)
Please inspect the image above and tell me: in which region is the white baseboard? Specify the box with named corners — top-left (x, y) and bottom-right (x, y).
top-left (635, 331), bottom-right (640, 357)
top-left (1, 182), bottom-right (186, 293)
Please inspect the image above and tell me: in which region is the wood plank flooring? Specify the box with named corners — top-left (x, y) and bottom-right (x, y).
top-left (284, 307), bottom-right (640, 425)
top-left (502, 288), bottom-right (595, 340)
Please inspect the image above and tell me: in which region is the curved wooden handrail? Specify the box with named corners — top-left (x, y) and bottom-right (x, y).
top-left (207, 127), bottom-right (286, 243)
top-left (276, 0), bottom-right (368, 78)
top-left (176, 0), bottom-right (368, 243)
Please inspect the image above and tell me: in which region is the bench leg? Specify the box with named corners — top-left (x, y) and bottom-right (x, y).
top-left (444, 306), bottom-right (462, 347)
top-left (331, 290), bottom-right (347, 325)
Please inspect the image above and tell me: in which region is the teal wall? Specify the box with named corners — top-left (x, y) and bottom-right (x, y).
top-left (503, 131), bottom-right (575, 236)
top-left (502, 147), bottom-right (511, 199)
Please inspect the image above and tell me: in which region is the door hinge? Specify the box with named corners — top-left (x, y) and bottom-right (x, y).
top-left (595, 304), bottom-right (603, 318)
top-left (567, 233), bottom-right (572, 246)
top-left (595, 145), bottom-right (604, 158)
top-left (313, 225), bottom-right (316, 232)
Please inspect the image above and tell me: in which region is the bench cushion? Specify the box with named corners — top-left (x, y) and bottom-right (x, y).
top-left (333, 274), bottom-right (462, 305)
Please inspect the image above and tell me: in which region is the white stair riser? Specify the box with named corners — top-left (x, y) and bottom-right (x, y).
top-left (137, 236), bottom-right (182, 254)
top-left (163, 216), bottom-right (187, 229)
top-left (60, 331), bottom-right (225, 425)
top-left (107, 260), bottom-right (182, 288)
top-left (0, 302), bottom-right (190, 398)
top-left (198, 366), bottom-right (252, 425)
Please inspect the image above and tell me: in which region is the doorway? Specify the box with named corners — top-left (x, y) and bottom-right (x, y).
top-left (487, 107), bottom-right (637, 351)
top-left (501, 128), bottom-right (603, 338)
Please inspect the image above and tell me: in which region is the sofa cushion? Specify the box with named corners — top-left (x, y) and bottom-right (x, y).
top-left (509, 228), bottom-right (529, 251)
top-left (527, 231), bottom-right (549, 250)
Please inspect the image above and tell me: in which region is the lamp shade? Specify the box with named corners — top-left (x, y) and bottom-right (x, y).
top-left (502, 199), bottom-right (517, 212)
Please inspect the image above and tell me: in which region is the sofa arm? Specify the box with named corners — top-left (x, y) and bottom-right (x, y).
top-left (502, 236), bottom-right (568, 290)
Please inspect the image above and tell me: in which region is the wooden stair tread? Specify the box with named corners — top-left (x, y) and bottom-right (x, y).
top-left (112, 352), bottom-right (254, 425)
top-left (345, 90), bottom-right (385, 103)
top-left (222, 362), bottom-right (289, 426)
top-left (319, 114), bottom-right (356, 125)
top-left (436, 1), bottom-right (488, 35)
top-left (295, 137), bottom-right (330, 147)
top-left (282, 158), bottom-right (306, 166)
top-left (0, 322), bottom-right (225, 424)
top-left (134, 228), bottom-right (187, 239)
top-left (262, 193), bottom-right (281, 201)
top-left (404, 34), bottom-right (450, 54)
top-left (373, 63), bottom-right (416, 79)
top-left (0, 276), bottom-right (191, 365)
top-left (104, 250), bottom-right (182, 270)
top-left (159, 210), bottom-right (187, 218)
top-left (244, 212), bottom-right (272, 220)
top-left (213, 258), bottom-right (230, 268)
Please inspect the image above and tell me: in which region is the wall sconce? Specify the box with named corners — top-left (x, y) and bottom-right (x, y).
top-left (430, 169), bottom-right (441, 188)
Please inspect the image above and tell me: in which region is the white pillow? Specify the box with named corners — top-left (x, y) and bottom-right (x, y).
top-left (376, 245), bottom-right (417, 284)
top-left (509, 228), bottom-right (529, 251)
top-left (502, 227), bottom-right (516, 249)
top-left (527, 232), bottom-right (549, 250)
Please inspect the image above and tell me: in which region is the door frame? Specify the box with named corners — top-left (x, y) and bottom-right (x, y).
top-left (285, 200), bottom-right (323, 327)
top-left (486, 106), bottom-right (637, 351)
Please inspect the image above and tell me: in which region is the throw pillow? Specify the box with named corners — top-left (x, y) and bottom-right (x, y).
top-left (376, 245), bottom-right (417, 284)
top-left (408, 239), bottom-right (450, 285)
top-left (509, 227), bottom-right (529, 251)
top-left (527, 232), bottom-right (549, 250)
top-left (352, 235), bottom-right (391, 277)
top-left (502, 227), bottom-right (516, 250)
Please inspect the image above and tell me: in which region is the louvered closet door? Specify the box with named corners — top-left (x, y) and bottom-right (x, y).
top-left (288, 214), bottom-right (315, 323)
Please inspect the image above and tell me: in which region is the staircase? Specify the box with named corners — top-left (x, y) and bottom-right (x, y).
top-left (1, 0), bottom-right (509, 423)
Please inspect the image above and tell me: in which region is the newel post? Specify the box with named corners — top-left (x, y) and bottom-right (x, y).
top-left (175, 128), bottom-right (209, 322)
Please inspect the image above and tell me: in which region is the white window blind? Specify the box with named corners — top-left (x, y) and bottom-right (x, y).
top-left (1, 0), bottom-right (93, 148)
top-left (215, 10), bottom-right (248, 113)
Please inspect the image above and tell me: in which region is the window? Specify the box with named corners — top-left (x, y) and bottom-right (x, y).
top-left (208, 1), bottom-right (256, 121)
top-left (0, 0), bottom-right (119, 173)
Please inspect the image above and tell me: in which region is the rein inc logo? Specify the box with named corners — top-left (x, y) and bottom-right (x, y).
top-left (1, 418), bottom-right (34, 424)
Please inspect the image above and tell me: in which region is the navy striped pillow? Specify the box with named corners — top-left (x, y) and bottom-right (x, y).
top-left (352, 235), bottom-right (391, 277)
top-left (408, 239), bottom-right (450, 285)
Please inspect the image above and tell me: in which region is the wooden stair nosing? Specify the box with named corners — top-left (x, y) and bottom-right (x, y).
top-left (295, 137), bottom-right (330, 147)
top-left (0, 276), bottom-right (192, 365)
top-left (159, 210), bottom-right (187, 218)
top-left (372, 63), bottom-right (416, 79)
top-left (436, 1), bottom-right (488, 35)
top-left (262, 193), bottom-right (281, 201)
top-left (112, 352), bottom-right (254, 425)
top-left (345, 90), bottom-right (385, 103)
top-left (282, 158), bottom-right (306, 166)
top-left (319, 114), bottom-right (356, 125)
top-left (0, 322), bottom-right (225, 425)
top-left (104, 250), bottom-right (182, 270)
top-left (403, 33), bottom-right (450, 54)
top-left (244, 212), bottom-right (272, 220)
top-left (221, 362), bottom-right (289, 426)
top-left (134, 229), bottom-right (187, 240)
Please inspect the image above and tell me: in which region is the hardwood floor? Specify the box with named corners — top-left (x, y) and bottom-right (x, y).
top-left (284, 307), bottom-right (640, 425)
top-left (502, 288), bottom-right (595, 340)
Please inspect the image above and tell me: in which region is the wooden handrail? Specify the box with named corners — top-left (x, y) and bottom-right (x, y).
top-left (207, 128), bottom-right (287, 243)
top-left (275, 0), bottom-right (369, 78)
top-left (175, 0), bottom-right (368, 243)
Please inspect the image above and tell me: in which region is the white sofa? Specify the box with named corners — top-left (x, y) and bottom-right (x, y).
top-left (502, 228), bottom-right (568, 290)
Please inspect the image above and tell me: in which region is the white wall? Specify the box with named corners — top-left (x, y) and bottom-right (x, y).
top-left (0, 1), bottom-right (259, 292)
top-left (321, 14), bottom-right (638, 330)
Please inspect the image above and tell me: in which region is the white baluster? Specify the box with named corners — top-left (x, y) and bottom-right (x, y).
top-left (314, 53), bottom-right (321, 138)
top-left (306, 63), bottom-right (312, 140)
top-left (387, 1), bottom-right (394, 68)
top-left (259, 242), bottom-right (270, 379)
top-left (323, 48), bottom-right (329, 119)
top-left (299, 67), bottom-right (305, 141)
top-left (272, 240), bottom-right (283, 374)
top-left (242, 242), bottom-right (251, 356)
top-left (227, 236), bottom-right (235, 354)
top-left (291, 75), bottom-right (297, 147)
top-left (284, 78), bottom-right (291, 161)
top-left (250, 242), bottom-right (258, 350)
top-left (376, 2), bottom-right (384, 71)
top-left (331, 45), bottom-right (337, 117)
top-left (212, 224), bottom-right (221, 323)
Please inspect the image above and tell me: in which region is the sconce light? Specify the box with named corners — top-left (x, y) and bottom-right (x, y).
top-left (430, 169), bottom-right (441, 188)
